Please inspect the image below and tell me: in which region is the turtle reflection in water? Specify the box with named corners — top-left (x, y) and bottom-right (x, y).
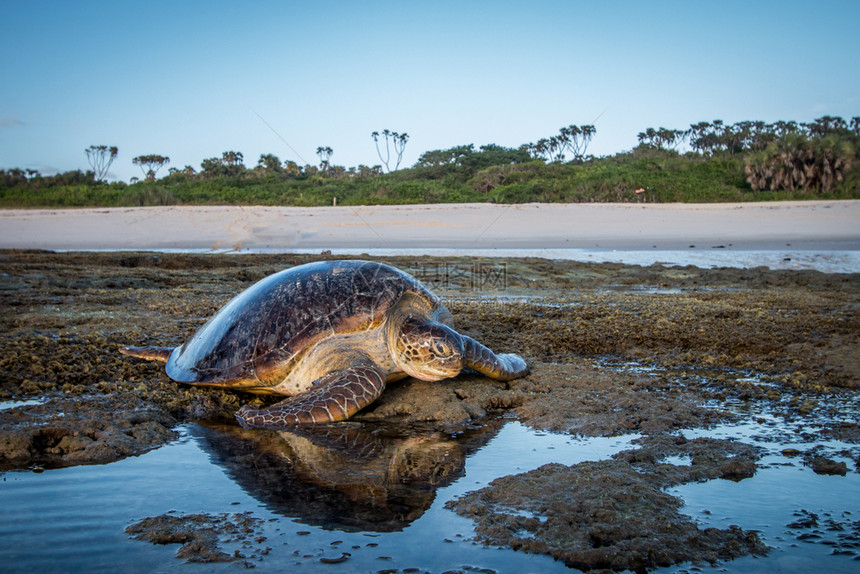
top-left (121, 260), bottom-right (528, 428)
top-left (196, 422), bottom-right (481, 531)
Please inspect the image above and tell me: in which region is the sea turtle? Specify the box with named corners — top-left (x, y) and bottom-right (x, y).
top-left (120, 260), bottom-right (528, 429)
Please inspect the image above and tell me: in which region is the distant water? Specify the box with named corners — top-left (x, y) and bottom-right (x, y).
top-left (101, 247), bottom-right (860, 274)
top-left (294, 247), bottom-right (860, 274)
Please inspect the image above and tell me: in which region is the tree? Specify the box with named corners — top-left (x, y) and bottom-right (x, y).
top-left (132, 154), bottom-right (170, 181)
top-left (284, 160), bottom-right (302, 176)
top-left (689, 121), bottom-right (731, 155)
top-left (415, 145), bottom-right (476, 178)
top-left (221, 151), bottom-right (245, 176)
top-left (85, 145), bottom-right (118, 181)
top-left (199, 152), bottom-right (245, 177)
top-left (200, 157), bottom-right (223, 177)
top-left (371, 129), bottom-right (409, 172)
top-left (316, 146), bottom-right (333, 174)
top-left (558, 124), bottom-right (595, 160)
top-left (221, 150), bottom-right (244, 167)
top-left (1, 168), bottom-right (30, 188)
top-left (744, 121), bottom-right (776, 152)
top-left (528, 137), bottom-right (566, 162)
top-left (772, 120), bottom-right (800, 138)
top-left (257, 153), bottom-right (282, 173)
top-left (528, 124), bottom-right (596, 162)
top-left (167, 165), bottom-right (196, 179)
top-left (804, 115), bottom-right (848, 138)
top-left (356, 164), bottom-right (382, 177)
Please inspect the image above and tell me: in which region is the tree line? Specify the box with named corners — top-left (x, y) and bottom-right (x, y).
top-left (2, 117), bottom-right (857, 198)
top-left (638, 116), bottom-right (859, 155)
top-left (636, 116), bottom-right (859, 193)
top-left (1, 123), bottom-right (592, 186)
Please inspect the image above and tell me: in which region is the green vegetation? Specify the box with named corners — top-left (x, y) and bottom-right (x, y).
top-left (2, 117), bottom-right (858, 208)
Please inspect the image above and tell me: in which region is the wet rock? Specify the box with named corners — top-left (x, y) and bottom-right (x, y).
top-left (786, 509), bottom-right (860, 555)
top-left (820, 422), bottom-right (860, 443)
top-left (787, 510), bottom-right (819, 529)
top-left (356, 379), bottom-right (476, 427)
top-left (446, 435), bottom-right (765, 570)
top-left (613, 435), bottom-right (760, 485)
top-left (447, 454), bottom-right (766, 571)
top-left (125, 512), bottom-right (264, 564)
top-left (718, 458), bottom-right (757, 481)
top-left (0, 394), bottom-right (177, 470)
top-left (447, 435), bottom-right (767, 571)
top-left (511, 363), bottom-right (728, 436)
top-left (809, 456), bottom-right (849, 476)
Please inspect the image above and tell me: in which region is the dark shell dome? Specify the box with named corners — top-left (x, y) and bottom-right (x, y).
top-left (165, 260), bottom-right (438, 387)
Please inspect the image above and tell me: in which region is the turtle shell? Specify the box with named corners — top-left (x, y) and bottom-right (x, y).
top-left (165, 260), bottom-right (439, 388)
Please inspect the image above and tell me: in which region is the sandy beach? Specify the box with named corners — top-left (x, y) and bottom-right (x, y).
top-left (1, 201), bottom-right (858, 253)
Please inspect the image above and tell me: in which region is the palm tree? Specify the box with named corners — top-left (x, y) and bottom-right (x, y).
top-left (316, 146), bottom-right (333, 174)
top-left (257, 154), bottom-right (282, 173)
top-left (85, 145), bottom-right (118, 181)
top-left (221, 151), bottom-right (244, 166)
top-left (132, 154), bottom-right (170, 181)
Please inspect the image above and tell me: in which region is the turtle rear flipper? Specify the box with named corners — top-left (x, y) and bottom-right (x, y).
top-left (462, 336), bottom-right (529, 381)
top-left (120, 346), bottom-right (173, 362)
top-left (236, 364), bottom-right (386, 428)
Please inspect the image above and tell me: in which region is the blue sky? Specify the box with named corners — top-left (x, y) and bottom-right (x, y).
top-left (2, 0), bottom-right (858, 182)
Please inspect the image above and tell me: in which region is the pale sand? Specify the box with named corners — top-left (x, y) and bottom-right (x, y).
top-left (0, 201), bottom-right (858, 252)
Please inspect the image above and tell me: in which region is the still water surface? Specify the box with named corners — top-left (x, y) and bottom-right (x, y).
top-left (0, 421), bottom-right (635, 573)
top-left (1, 409), bottom-right (858, 573)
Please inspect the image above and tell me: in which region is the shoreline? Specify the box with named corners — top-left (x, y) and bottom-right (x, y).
top-left (1, 201), bottom-right (858, 271)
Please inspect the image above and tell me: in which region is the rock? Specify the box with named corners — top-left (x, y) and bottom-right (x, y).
top-left (809, 456), bottom-right (849, 476)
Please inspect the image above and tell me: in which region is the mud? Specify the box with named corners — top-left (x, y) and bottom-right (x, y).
top-left (1, 250), bottom-right (858, 570)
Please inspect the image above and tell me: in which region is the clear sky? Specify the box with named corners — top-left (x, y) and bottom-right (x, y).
top-left (2, 0), bottom-right (858, 182)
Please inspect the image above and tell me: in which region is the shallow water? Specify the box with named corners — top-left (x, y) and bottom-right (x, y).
top-left (666, 420), bottom-right (860, 574)
top-left (0, 399), bottom-right (44, 411)
top-left (2, 397), bottom-right (858, 573)
top-left (0, 421), bottom-right (636, 573)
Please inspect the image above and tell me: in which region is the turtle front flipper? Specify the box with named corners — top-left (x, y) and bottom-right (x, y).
top-left (462, 336), bottom-right (529, 381)
top-left (235, 364), bottom-right (386, 428)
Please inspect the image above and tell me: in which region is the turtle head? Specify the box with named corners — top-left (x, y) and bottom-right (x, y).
top-left (392, 317), bottom-right (464, 381)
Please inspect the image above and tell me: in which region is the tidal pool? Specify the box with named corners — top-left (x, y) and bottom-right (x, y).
top-left (664, 419), bottom-right (860, 573)
top-left (0, 421), bottom-right (638, 573)
top-left (2, 409), bottom-right (858, 573)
